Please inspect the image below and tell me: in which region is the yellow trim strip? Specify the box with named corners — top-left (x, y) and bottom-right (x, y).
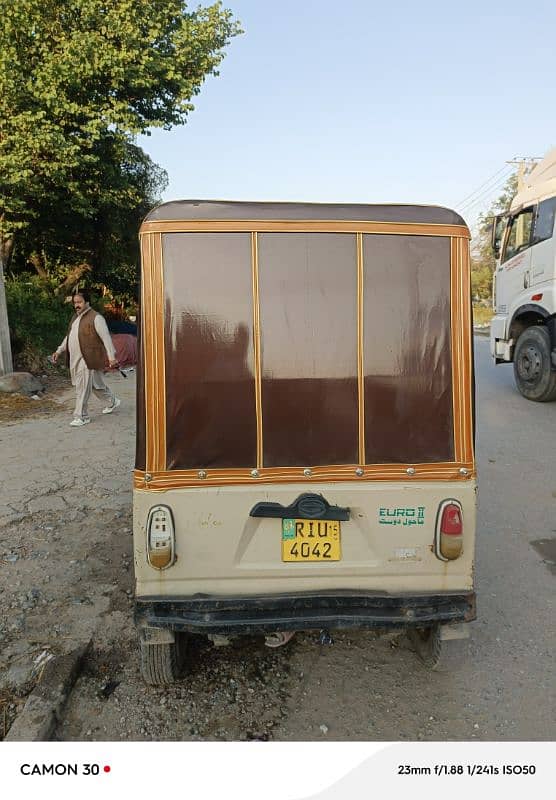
top-left (140, 235), bottom-right (151, 469)
top-left (450, 238), bottom-right (459, 461)
top-left (146, 235), bottom-right (156, 471)
top-left (357, 233), bottom-right (365, 465)
top-left (459, 237), bottom-right (474, 463)
top-left (142, 233), bottom-right (166, 474)
top-left (450, 237), bottom-right (474, 466)
top-left (154, 234), bottom-right (166, 471)
top-left (141, 220), bottom-right (470, 238)
top-left (251, 232), bottom-right (263, 469)
top-left (134, 463), bottom-right (475, 490)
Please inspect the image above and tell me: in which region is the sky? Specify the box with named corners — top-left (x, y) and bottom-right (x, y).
top-left (138, 0), bottom-right (556, 234)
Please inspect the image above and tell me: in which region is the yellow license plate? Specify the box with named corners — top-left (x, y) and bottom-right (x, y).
top-left (281, 518), bottom-right (341, 562)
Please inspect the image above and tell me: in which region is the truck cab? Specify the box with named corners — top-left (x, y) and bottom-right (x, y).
top-left (490, 150), bottom-right (556, 401)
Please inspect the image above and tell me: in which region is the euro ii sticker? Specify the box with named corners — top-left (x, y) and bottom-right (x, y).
top-left (282, 519), bottom-right (296, 540)
top-left (379, 507), bottom-right (424, 526)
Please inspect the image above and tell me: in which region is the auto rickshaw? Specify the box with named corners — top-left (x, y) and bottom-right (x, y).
top-left (133, 200), bottom-right (476, 684)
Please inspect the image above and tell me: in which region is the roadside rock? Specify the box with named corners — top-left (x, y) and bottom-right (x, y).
top-left (0, 372), bottom-right (44, 397)
top-left (5, 643), bottom-right (91, 741)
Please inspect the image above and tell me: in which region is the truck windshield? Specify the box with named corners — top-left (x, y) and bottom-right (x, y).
top-left (502, 207), bottom-right (534, 262)
top-left (532, 196), bottom-right (556, 244)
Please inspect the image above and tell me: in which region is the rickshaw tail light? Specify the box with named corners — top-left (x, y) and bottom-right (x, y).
top-left (146, 505), bottom-right (176, 570)
top-left (436, 501), bottom-right (463, 561)
top-left (440, 504), bottom-right (462, 535)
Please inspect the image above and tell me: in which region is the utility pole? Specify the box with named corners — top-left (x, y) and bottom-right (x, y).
top-left (0, 255), bottom-right (14, 377)
top-left (506, 157), bottom-right (542, 191)
top-left (505, 157), bottom-right (542, 253)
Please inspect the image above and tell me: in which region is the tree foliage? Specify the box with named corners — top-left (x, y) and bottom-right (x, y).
top-left (0, 0), bottom-right (241, 370)
top-left (5, 275), bottom-right (70, 360)
top-left (470, 172), bottom-right (518, 300)
top-left (14, 136), bottom-right (169, 301)
top-left (0, 0), bottom-right (241, 263)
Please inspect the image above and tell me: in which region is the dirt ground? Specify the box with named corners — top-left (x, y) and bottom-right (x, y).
top-left (1, 350), bottom-right (554, 742)
top-left (0, 372), bottom-right (439, 742)
top-left (0, 369), bottom-right (71, 423)
top-left (0, 370), bottom-right (401, 741)
top-left (0, 370), bottom-right (135, 738)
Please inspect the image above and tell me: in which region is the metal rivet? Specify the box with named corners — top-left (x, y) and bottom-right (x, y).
top-left (198, 470), bottom-right (207, 479)
top-left (355, 468), bottom-right (364, 476)
top-left (459, 468), bottom-right (469, 476)
top-left (303, 468), bottom-right (312, 477)
top-left (144, 473), bottom-right (152, 483)
top-left (251, 469), bottom-right (259, 478)
top-left (406, 467), bottom-right (416, 476)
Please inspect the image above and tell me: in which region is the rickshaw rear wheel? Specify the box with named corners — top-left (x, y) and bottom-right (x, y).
top-left (408, 624), bottom-right (443, 670)
top-left (139, 632), bottom-right (188, 686)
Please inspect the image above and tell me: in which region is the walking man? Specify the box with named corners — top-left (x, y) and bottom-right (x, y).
top-left (51, 290), bottom-right (121, 427)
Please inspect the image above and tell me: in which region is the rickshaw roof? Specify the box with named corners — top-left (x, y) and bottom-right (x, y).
top-left (143, 200), bottom-right (466, 227)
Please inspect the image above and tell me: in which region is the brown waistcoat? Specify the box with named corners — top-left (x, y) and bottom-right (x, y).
top-left (66, 309), bottom-right (107, 371)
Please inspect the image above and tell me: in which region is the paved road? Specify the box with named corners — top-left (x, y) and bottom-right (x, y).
top-left (265, 338), bottom-right (555, 741)
top-left (2, 341), bottom-right (554, 741)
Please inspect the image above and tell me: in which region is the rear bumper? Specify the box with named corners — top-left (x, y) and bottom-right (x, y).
top-left (134, 590), bottom-right (476, 635)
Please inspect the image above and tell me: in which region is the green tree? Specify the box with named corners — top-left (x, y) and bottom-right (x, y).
top-left (0, 0), bottom-right (242, 372)
top-left (470, 172), bottom-right (518, 300)
top-left (16, 136), bottom-right (169, 301)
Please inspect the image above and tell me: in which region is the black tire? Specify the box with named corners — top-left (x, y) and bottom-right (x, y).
top-left (139, 633), bottom-right (187, 686)
top-left (408, 624), bottom-right (467, 671)
top-left (513, 325), bottom-right (556, 402)
top-left (408, 624), bottom-right (443, 670)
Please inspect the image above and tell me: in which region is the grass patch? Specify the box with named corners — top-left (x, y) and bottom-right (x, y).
top-left (0, 373), bottom-right (71, 423)
top-left (472, 305), bottom-right (494, 326)
top-left (0, 393), bottom-right (65, 423)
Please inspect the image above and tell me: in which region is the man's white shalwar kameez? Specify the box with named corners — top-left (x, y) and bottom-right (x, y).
top-left (57, 308), bottom-right (116, 420)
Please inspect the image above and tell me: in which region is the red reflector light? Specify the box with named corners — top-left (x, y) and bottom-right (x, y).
top-left (531, 293), bottom-right (543, 301)
top-left (440, 504), bottom-right (463, 535)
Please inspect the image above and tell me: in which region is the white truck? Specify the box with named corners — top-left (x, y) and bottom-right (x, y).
top-left (490, 149), bottom-right (556, 401)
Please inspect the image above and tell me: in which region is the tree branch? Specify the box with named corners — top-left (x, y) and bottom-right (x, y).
top-left (55, 262), bottom-right (92, 295)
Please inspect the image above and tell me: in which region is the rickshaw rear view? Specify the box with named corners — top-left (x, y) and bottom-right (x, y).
top-left (133, 201), bottom-right (476, 684)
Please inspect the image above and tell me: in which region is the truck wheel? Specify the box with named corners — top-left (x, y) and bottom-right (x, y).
top-left (513, 325), bottom-right (556, 401)
top-left (408, 624), bottom-right (442, 669)
top-left (139, 633), bottom-right (187, 686)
